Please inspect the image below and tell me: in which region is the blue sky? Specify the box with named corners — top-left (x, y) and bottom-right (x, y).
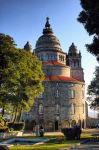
top-left (0, 0), bottom-right (98, 116)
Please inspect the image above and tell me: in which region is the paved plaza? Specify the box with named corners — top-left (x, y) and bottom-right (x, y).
top-left (70, 142), bottom-right (99, 150)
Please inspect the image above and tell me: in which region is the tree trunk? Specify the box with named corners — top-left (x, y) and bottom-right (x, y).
top-left (2, 105), bottom-right (5, 117)
top-left (13, 107), bottom-right (18, 123)
top-left (16, 108), bottom-right (22, 122)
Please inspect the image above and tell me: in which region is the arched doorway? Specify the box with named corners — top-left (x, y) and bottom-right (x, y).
top-left (78, 119), bottom-right (81, 128)
top-left (55, 120), bottom-right (58, 131)
top-left (25, 120), bottom-right (30, 130)
top-left (82, 119), bottom-right (84, 128)
top-left (62, 120), bottom-right (70, 128)
top-left (71, 120), bottom-right (76, 127)
top-left (31, 120), bottom-right (36, 131)
top-left (45, 121), bottom-right (53, 131)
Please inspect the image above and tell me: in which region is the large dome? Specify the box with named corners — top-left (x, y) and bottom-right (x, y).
top-left (35, 18), bottom-right (62, 52)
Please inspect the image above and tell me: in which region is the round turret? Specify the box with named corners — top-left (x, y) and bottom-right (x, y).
top-left (24, 41), bottom-right (32, 52)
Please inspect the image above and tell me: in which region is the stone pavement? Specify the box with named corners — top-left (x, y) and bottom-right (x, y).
top-left (60, 141), bottom-right (99, 150)
top-left (23, 131), bottom-right (64, 136)
top-left (70, 141), bottom-right (99, 150)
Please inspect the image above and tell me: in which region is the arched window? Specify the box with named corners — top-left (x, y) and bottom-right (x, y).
top-left (59, 55), bottom-right (61, 60)
top-left (50, 54), bottom-right (54, 60)
top-left (56, 104), bottom-right (60, 114)
top-left (68, 90), bottom-right (75, 98)
top-left (56, 83), bottom-right (59, 87)
top-left (54, 55), bottom-right (57, 60)
top-left (82, 91), bottom-right (84, 99)
top-left (39, 55), bottom-right (44, 61)
top-left (82, 104), bottom-right (84, 113)
top-left (56, 89), bottom-right (59, 97)
top-left (39, 104), bottom-right (43, 114)
top-left (46, 54), bottom-right (49, 61)
top-left (71, 103), bottom-right (75, 114)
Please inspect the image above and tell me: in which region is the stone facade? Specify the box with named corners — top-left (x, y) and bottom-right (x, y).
top-left (22, 18), bottom-right (87, 131)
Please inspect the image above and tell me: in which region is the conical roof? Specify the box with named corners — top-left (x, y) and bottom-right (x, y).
top-left (24, 41), bottom-right (32, 52)
top-left (35, 18), bottom-right (62, 52)
top-left (68, 43), bottom-right (79, 54)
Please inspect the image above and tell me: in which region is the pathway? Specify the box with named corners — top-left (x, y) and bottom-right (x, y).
top-left (70, 141), bottom-right (99, 150)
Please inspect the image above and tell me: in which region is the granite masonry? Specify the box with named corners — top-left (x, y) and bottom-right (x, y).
top-left (22, 18), bottom-right (87, 131)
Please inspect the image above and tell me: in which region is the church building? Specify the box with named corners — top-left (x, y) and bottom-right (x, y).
top-left (22, 18), bottom-right (87, 131)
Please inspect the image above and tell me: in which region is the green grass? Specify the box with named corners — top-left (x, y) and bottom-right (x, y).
top-left (9, 142), bottom-right (79, 150)
top-left (9, 138), bottom-right (80, 150)
top-left (9, 132), bottom-right (93, 150)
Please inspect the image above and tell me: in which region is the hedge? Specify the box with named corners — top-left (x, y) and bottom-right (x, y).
top-left (0, 127), bottom-right (8, 133)
top-left (8, 122), bottom-right (24, 131)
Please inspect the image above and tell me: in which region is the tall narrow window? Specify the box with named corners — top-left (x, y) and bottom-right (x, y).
top-left (68, 90), bottom-right (75, 98)
top-left (82, 104), bottom-right (84, 113)
top-left (72, 103), bottom-right (75, 114)
top-left (40, 55), bottom-right (44, 61)
top-left (56, 104), bottom-right (60, 114)
top-left (56, 83), bottom-right (59, 87)
top-left (56, 89), bottom-right (59, 97)
top-left (46, 54), bottom-right (49, 61)
top-left (70, 103), bottom-right (75, 114)
top-left (39, 104), bottom-right (43, 114)
top-left (82, 91), bottom-right (84, 99)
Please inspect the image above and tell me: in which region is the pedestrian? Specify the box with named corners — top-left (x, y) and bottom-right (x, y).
top-left (39, 125), bottom-right (44, 137)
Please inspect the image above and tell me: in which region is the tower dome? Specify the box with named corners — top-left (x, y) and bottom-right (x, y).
top-left (68, 43), bottom-right (79, 55)
top-left (35, 18), bottom-right (62, 52)
top-left (24, 41), bottom-right (32, 52)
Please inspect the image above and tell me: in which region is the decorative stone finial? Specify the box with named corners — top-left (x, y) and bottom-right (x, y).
top-left (46, 17), bottom-right (49, 22)
top-left (45, 17), bottom-right (50, 28)
top-left (43, 17), bottom-right (53, 34)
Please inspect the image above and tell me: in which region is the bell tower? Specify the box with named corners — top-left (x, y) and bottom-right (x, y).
top-left (67, 43), bottom-right (84, 82)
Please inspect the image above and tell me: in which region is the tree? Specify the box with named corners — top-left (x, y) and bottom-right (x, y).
top-left (78, 0), bottom-right (99, 61)
top-left (0, 34), bottom-right (44, 120)
top-left (0, 33), bottom-right (18, 116)
top-left (78, 0), bottom-right (99, 109)
top-left (87, 67), bottom-right (99, 110)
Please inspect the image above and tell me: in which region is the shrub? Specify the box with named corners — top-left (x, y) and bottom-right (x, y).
top-left (61, 126), bottom-right (82, 140)
top-left (56, 137), bottom-right (65, 143)
top-left (0, 127), bottom-right (8, 133)
top-left (0, 115), bottom-right (7, 127)
top-left (8, 122), bottom-right (24, 131)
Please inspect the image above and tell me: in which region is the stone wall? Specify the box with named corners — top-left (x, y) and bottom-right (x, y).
top-left (24, 81), bottom-right (86, 131)
top-left (71, 68), bottom-right (84, 82)
top-left (43, 65), bottom-right (70, 77)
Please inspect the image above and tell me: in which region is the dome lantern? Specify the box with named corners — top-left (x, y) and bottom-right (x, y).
top-left (43, 17), bottom-right (53, 35)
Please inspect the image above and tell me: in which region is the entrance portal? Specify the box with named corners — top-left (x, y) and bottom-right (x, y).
top-left (62, 120), bottom-right (70, 128)
top-left (55, 120), bottom-right (58, 131)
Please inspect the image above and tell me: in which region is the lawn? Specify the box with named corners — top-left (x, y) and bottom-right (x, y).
top-left (9, 140), bottom-right (80, 150)
top-left (9, 133), bottom-right (93, 150)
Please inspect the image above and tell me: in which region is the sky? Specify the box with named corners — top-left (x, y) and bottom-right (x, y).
top-left (0, 0), bottom-right (98, 117)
